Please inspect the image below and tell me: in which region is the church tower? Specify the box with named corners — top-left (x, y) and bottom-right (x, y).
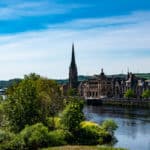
top-left (69, 43), bottom-right (78, 89)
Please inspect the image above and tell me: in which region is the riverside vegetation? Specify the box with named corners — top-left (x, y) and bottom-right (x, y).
top-left (0, 74), bottom-right (125, 150)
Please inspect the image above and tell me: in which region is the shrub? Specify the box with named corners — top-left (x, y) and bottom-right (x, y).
top-left (78, 121), bottom-right (101, 145)
top-left (142, 90), bottom-right (150, 99)
top-left (101, 119), bottom-right (118, 135)
top-left (76, 121), bottom-right (112, 145)
top-left (0, 129), bottom-right (20, 150)
top-left (124, 89), bottom-right (135, 98)
top-left (20, 123), bottom-right (50, 149)
top-left (48, 130), bottom-right (72, 146)
top-left (46, 117), bottom-right (62, 130)
top-left (4, 134), bottom-right (25, 150)
top-left (0, 129), bottom-right (14, 143)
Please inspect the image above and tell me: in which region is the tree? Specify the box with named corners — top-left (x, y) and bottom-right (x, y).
top-left (0, 103), bottom-right (4, 127)
top-left (5, 73), bottom-right (63, 132)
top-left (61, 98), bottom-right (84, 133)
top-left (124, 89), bottom-right (135, 98)
top-left (142, 90), bottom-right (150, 99)
top-left (67, 88), bottom-right (77, 96)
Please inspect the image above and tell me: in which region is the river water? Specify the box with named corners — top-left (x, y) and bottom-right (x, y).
top-left (83, 105), bottom-right (150, 150)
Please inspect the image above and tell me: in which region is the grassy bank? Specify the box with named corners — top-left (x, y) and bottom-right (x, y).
top-left (42, 145), bottom-right (126, 150)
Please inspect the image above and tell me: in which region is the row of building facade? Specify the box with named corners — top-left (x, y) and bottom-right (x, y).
top-left (62, 44), bottom-right (150, 99)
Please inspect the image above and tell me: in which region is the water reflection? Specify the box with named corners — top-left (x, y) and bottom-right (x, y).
top-left (83, 105), bottom-right (150, 150)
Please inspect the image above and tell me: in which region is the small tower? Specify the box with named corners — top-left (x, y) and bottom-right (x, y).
top-left (69, 43), bottom-right (78, 89)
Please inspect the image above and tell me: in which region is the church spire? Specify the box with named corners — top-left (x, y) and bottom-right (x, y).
top-left (69, 43), bottom-right (78, 89)
top-left (71, 43), bottom-right (76, 67)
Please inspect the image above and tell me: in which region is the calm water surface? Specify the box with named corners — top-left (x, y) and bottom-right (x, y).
top-left (83, 105), bottom-right (150, 150)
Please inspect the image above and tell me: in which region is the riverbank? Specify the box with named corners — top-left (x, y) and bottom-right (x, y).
top-left (42, 146), bottom-right (126, 150)
top-left (86, 98), bottom-right (150, 108)
top-left (83, 105), bottom-right (150, 150)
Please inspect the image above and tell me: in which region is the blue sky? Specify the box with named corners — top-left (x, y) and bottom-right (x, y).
top-left (0, 0), bottom-right (150, 79)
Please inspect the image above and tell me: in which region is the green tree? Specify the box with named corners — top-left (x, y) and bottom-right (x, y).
top-left (142, 89), bottom-right (150, 99)
top-left (61, 98), bottom-right (84, 133)
top-left (5, 73), bottom-right (63, 132)
top-left (0, 103), bottom-right (4, 127)
top-left (67, 88), bottom-right (77, 96)
top-left (124, 89), bottom-right (135, 98)
top-left (0, 96), bottom-right (3, 102)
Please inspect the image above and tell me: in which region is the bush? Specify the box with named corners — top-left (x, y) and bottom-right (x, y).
top-left (20, 123), bottom-right (50, 149)
top-left (48, 130), bottom-right (71, 146)
top-left (76, 121), bottom-right (112, 145)
top-left (77, 121), bottom-right (101, 145)
top-left (4, 134), bottom-right (25, 150)
top-left (101, 119), bottom-right (118, 135)
top-left (0, 129), bottom-right (18, 150)
top-left (124, 89), bottom-right (135, 98)
top-left (0, 129), bottom-right (14, 143)
top-left (46, 117), bottom-right (62, 130)
top-left (142, 90), bottom-right (150, 99)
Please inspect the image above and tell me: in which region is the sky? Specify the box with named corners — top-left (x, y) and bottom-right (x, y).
top-left (0, 0), bottom-right (150, 80)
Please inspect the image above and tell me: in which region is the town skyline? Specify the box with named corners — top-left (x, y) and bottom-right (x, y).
top-left (0, 0), bottom-right (150, 80)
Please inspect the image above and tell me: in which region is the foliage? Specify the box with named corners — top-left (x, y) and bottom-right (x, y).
top-left (67, 88), bottom-right (77, 96)
top-left (0, 123), bottom-right (72, 150)
top-left (61, 99), bottom-right (84, 132)
top-left (124, 89), bottom-right (135, 98)
top-left (78, 121), bottom-right (102, 145)
top-left (4, 73), bottom-right (63, 132)
top-left (101, 119), bottom-right (118, 135)
top-left (20, 123), bottom-right (50, 149)
top-left (0, 104), bottom-right (4, 127)
top-left (48, 129), bottom-right (71, 146)
top-left (46, 117), bottom-right (62, 130)
top-left (142, 89), bottom-right (150, 99)
top-left (0, 129), bottom-right (14, 143)
top-left (76, 121), bottom-right (112, 145)
top-left (2, 134), bottom-right (25, 150)
top-left (0, 96), bottom-right (3, 102)
top-left (0, 102), bottom-right (8, 128)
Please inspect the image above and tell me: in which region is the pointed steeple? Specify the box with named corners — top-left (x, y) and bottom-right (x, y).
top-left (69, 43), bottom-right (78, 89)
top-left (70, 43), bottom-right (76, 67)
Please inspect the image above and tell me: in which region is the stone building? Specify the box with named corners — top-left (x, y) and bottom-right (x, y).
top-left (61, 44), bottom-right (150, 98)
top-left (78, 71), bottom-right (150, 99)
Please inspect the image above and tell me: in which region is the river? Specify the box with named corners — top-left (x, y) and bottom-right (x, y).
top-left (83, 105), bottom-right (150, 150)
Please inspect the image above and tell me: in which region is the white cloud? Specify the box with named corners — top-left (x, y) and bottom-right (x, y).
top-left (0, 1), bottom-right (86, 20)
top-left (0, 11), bottom-right (150, 80)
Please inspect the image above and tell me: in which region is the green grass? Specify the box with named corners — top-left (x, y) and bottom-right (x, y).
top-left (42, 145), bottom-right (127, 150)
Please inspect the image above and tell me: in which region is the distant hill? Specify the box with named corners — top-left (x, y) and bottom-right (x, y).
top-left (0, 79), bottom-right (22, 89)
top-left (56, 73), bottom-right (150, 85)
top-left (134, 73), bottom-right (150, 80)
top-left (0, 73), bottom-right (149, 88)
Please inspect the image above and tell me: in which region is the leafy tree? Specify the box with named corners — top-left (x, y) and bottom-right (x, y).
top-left (124, 89), bottom-right (135, 98)
top-left (0, 96), bottom-right (3, 102)
top-left (0, 104), bottom-right (4, 127)
top-left (61, 98), bottom-right (84, 133)
top-left (5, 73), bottom-right (63, 132)
top-left (142, 89), bottom-right (150, 99)
top-left (67, 88), bottom-right (77, 96)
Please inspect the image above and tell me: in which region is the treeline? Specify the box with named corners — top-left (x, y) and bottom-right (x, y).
top-left (0, 79), bottom-right (21, 89)
top-left (0, 73), bottom-right (119, 150)
top-left (0, 73), bottom-right (149, 89)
